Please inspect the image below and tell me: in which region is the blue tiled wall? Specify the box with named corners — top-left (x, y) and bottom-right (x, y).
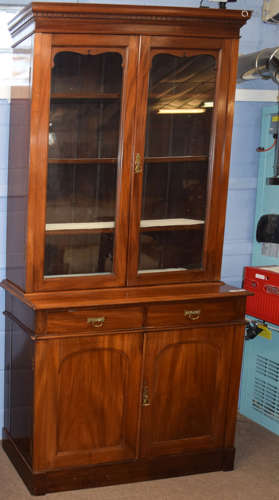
top-left (221, 101), bottom-right (267, 287)
top-left (250, 105), bottom-right (279, 267)
top-left (0, 0), bottom-right (278, 428)
top-left (219, 0), bottom-right (279, 288)
top-left (0, 100), bottom-right (9, 428)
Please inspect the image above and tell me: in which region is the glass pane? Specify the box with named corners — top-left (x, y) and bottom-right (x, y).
top-left (46, 163), bottom-right (117, 223)
top-left (139, 53), bottom-right (216, 273)
top-left (139, 229), bottom-right (204, 272)
top-left (44, 51), bottom-right (123, 278)
top-left (45, 233), bottom-right (114, 277)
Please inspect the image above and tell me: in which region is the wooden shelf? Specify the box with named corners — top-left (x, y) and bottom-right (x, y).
top-left (48, 158), bottom-right (117, 164)
top-left (144, 155), bottom-right (208, 163)
top-left (51, 93), bottom-right (121, 100)
top-left (47, 156), bottom-right (207, 165)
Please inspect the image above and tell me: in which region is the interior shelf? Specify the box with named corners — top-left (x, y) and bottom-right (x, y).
top-left (140, 218), bottom-right (204, 231)
top-left (47, 156), bottom-right (207, 165)
top-left (48, 156), bottom-right (208, 164)
top-left (51, 93), bottom-right (121, 100)
top-left (45, 218), bottom-right (204, 235)
top-left (144, 155), bottom-right (208, 163)
top-left (45, 221), bottom-right (115, 234)
top-left (48, 158), bottom-right (118, 164)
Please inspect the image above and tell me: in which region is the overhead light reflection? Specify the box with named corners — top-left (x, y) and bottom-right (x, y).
top-left (202, 101), bottom-right (214, 108)
top-left (158, 108), bottom-right (206, 114)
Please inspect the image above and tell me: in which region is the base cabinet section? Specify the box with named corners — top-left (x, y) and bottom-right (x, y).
top-left (33, 327), bottom-right (236, 471)
top-left (3, 301), bottom-right (246, 496)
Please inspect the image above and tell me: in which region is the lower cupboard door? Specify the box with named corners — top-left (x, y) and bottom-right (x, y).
top-left (33, 333), bottom-right (143, 471)
top-left (140, 326), bottom-right (234, 458)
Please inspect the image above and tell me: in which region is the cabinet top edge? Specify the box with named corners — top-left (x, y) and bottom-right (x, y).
top-left (9, 2), bottom-right (251, 40)
top-left (1, 279), bottom-right (252, 311)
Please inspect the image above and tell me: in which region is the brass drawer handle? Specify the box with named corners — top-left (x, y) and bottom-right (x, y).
top-left (184, 309), bottom-right (201, 321)
top-left (87, 317), bottom-right (105, 328)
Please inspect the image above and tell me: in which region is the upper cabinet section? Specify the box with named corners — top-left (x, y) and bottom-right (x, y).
top-left (6, 3), bottom-right (250, 293)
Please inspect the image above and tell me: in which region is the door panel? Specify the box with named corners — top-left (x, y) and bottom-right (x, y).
top-left (34, 332), bottom-right (143, 471)
top-left (127, 36), bottom-right (234, 286)
top-left (140, 326), bottom-right (234, 457)
top-left (32, 35), bottom-right (139, 291)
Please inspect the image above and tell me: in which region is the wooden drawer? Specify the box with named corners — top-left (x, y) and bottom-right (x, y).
top-left (146, 298), bottom-right (244, 328)
top-left (47, 306), bottom-right (144, 333)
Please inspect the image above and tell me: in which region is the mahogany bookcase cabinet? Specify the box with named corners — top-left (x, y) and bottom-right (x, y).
top-left (1, 3), bottom-right (251, 495)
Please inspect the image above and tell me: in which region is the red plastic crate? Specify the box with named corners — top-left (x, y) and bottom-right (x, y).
top-left (243, 266), bottom-right (279, 325)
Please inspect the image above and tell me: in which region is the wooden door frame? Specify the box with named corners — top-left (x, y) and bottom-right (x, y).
top-left (126, 36), bottom-right (240, 287)
top-left (27, 33), bottom-right (139, 292)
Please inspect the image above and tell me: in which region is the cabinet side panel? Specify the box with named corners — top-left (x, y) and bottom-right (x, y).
top-left (4, 316), bottom-right (12, 434)
top-left (6, 293), bottom-right (35, 331)
top-left (6, 36), bottom-right (34, 290)
top-left (3, 312), bottom-right (34, 466)
top-left (224, 322), bottom-right (246, 448)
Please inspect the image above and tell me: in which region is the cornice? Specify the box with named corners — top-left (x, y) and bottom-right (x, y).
top-left (9, 2), bottom-right (251, 42)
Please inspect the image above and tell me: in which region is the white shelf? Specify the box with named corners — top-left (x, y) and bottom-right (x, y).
top-left (140, 218), bottom-right (204, 227)
top-left (138, 268), bottom-right (186, 274)
top-left (45, 272), bottom-right (111, 278)
top-left (45, 222), bottom-right (115, 231)
top-left (45, 218), bottom-right (204, 232)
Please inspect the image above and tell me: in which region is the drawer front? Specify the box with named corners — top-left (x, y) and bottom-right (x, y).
top-left (146, 298), bottom-right (243, 328)
top-left (47, 306), bottom-right (143, 333)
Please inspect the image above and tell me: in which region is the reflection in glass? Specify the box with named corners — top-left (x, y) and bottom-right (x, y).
top-left (139, 53), bottom-right (216, 273)
top-left (44, 51), bottom-right (123, 278)
top-left (139, 229), bottom-right (204, 272)
top-left (45, 233), bottom-right (114, 276)
top-left (46, 163), bottom-right (117, 224)
top-left (48, 99), bottom-right (121, 159)
top-left (141, 161), bottom-right (208, 221)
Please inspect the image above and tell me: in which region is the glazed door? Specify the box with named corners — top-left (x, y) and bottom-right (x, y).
top-left (31, 35), bottom-right (138, 291)
top-left (127, 36), bottom-right (234, 286)
top-left (33, 332), bottom-right (143, 471)
top-left (140, 326), bottom-right (234, 457)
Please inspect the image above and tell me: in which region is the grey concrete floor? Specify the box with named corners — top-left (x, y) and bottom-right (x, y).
top-left (0, 416), bottom-right (278, 499)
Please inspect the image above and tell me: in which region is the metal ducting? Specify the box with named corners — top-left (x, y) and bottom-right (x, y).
top-left (237, 47), bottom-right (279, 84)
top-left (262, 0), bottom-right (279, 23)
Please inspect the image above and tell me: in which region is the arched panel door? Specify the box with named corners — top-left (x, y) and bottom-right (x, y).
top-left (33, 333), bottom-right (143, 471)
top-left (140, 326), bottom-right (234, 457)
